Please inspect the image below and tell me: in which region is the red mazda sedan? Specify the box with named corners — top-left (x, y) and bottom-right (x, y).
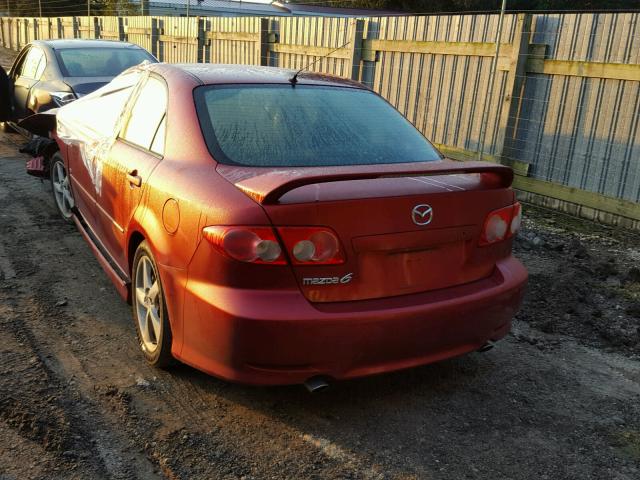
top-left (48, 63), bottom-right (527, 387)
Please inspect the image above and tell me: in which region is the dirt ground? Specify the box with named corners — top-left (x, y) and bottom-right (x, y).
top-left (1, 47), bottom-right (640, 480)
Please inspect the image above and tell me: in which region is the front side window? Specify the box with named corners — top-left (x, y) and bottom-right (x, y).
top-left (56, 47), bottom-right (155, 77)
top-left (121, 76), bottom-right (167, 153)
top-left (194, 85), bottom-right (442, 167)
top-left (20, 47), bottom-right (45, 79)
top-left (58, 73), bottom-right (141, 139)
top-left (34, 52), bottom-right (47, 79)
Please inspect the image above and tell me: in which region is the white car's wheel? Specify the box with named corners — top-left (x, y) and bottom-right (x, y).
top-left (50, 153), bottom-right (74, 223)
top-left (132, 241), bottom-right (173, 367)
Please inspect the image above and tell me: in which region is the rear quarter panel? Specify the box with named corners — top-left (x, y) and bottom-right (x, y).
top-left (132, 67), bottom-right (286, 358)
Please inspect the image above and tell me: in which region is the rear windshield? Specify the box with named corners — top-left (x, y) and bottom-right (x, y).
top-left (56, 47), bottom-right (154, 77)
top-left (194, 85), bottom-right (442, 167)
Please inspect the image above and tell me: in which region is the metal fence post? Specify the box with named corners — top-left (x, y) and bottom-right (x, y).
top-left (151, 17), bottom-right (159, 59)
top-left (348, 18), bottom-right (364, 81)
top-left (93, 16), bottom-right (100, 39)
top-left (259, 18), bottom-right (269, 67)
top-left (117, 17), bottom-right (125, 41)
top-left (196, 16), bottom-right (205, 63)
top-left (477, 0), bottom-right (507, 161)
top-left (30, 18), bottom-right (37, 41)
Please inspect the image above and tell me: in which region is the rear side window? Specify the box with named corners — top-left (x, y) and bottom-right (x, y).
top-left (121, 76), bottom-right (167, 154)
top-left (194, 85), bottom-right (441, 167)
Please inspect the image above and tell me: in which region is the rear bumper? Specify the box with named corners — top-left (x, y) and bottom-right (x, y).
top-left (178, 256), bottom-right (527, 385)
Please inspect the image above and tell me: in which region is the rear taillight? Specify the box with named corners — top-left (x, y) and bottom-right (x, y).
top-left (479, 202), bottom-right (522, 246)
top-left (203, 226), bottom-right (285, 264)
top-left (277, 227), bottom-right (345, 265)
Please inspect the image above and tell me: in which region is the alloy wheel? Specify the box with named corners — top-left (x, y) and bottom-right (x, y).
top-left (52, 160), bottom-right (74, 219)
top-left (134, 255), bottom-right (162, 353)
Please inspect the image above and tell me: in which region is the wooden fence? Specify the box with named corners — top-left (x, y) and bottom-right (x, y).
top-left (0, 13), bottom-right (638, 229)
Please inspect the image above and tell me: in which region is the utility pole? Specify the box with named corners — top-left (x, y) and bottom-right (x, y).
top-left (87, 0), bottom-right (90, 17)
top-left (477, 0), bottom-right (507, 161)
top-left (186, 0), bottom-right (190, 19)
top-left (38, 0), bottom-right (42, 17)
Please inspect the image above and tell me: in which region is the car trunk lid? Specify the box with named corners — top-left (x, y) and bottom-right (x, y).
top-left (217, 160), bottom-right (515, 303)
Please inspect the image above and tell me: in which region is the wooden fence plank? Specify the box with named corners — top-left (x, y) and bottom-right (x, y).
top-left (513, 175), bottom-right (640, 222)
top-left (527, 58), bottom-right (640, 81)
top-left (205, 31), bottom-right (259, 42)
top-left (269, 43), bottom-right (351, 59)
top-left (363, 39), bottom-right (514, 59)
top-left (440, 143), bottom-right (639, 221)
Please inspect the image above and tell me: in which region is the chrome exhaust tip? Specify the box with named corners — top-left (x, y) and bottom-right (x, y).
top-left (304, 376), bottom-right (330, 393)
top-left (477, 341), bottom-right (495, 353)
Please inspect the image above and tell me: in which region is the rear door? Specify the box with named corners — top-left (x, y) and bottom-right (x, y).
top-left (96, 74), bottom-right (167, 271)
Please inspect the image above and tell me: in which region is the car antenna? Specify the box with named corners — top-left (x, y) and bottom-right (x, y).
top-left (289, 39), bottom-right (352, 86)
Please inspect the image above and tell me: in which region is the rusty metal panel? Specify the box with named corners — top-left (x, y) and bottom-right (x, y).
top-left (512, 12), bottom-right (640, 202)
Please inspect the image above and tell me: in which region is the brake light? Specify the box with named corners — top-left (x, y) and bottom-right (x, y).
top-left (277, 227), bottom-right (345, 265)
top-left (479, 202), bottom-right (522, 246)
top-left (203, 226), bottom-right (285, 264)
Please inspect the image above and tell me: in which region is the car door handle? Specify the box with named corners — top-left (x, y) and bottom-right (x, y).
top-left (127, 170), bottom-right (142, 188)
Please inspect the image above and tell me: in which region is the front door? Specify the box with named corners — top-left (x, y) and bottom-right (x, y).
top-left (95, 75), bottom-right (168, 273)
top-left (60, 72), bottom-right (141, 232)
top-left (11, 47), bottom-right (45, 120)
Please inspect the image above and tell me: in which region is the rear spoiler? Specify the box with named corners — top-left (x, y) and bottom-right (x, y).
top-left (218, 160), bottom-right (514, 204)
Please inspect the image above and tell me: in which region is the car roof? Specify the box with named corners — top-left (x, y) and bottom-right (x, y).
top-left (31, 39), bottom-right (145, 50)
top-left (153, 63), bottom-right (366, 89)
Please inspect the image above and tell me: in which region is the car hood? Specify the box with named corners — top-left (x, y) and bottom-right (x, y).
top-left (64, 76), bottom-right (113, 96)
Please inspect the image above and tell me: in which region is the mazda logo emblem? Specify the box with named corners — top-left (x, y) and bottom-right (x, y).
top-left (412, 204), bottom-right (433, 226)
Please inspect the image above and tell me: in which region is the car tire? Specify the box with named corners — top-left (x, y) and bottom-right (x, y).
top-left (50, 153), bottom-right (75, 224)
top-left (132, 241), bottom-right (173, 368)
